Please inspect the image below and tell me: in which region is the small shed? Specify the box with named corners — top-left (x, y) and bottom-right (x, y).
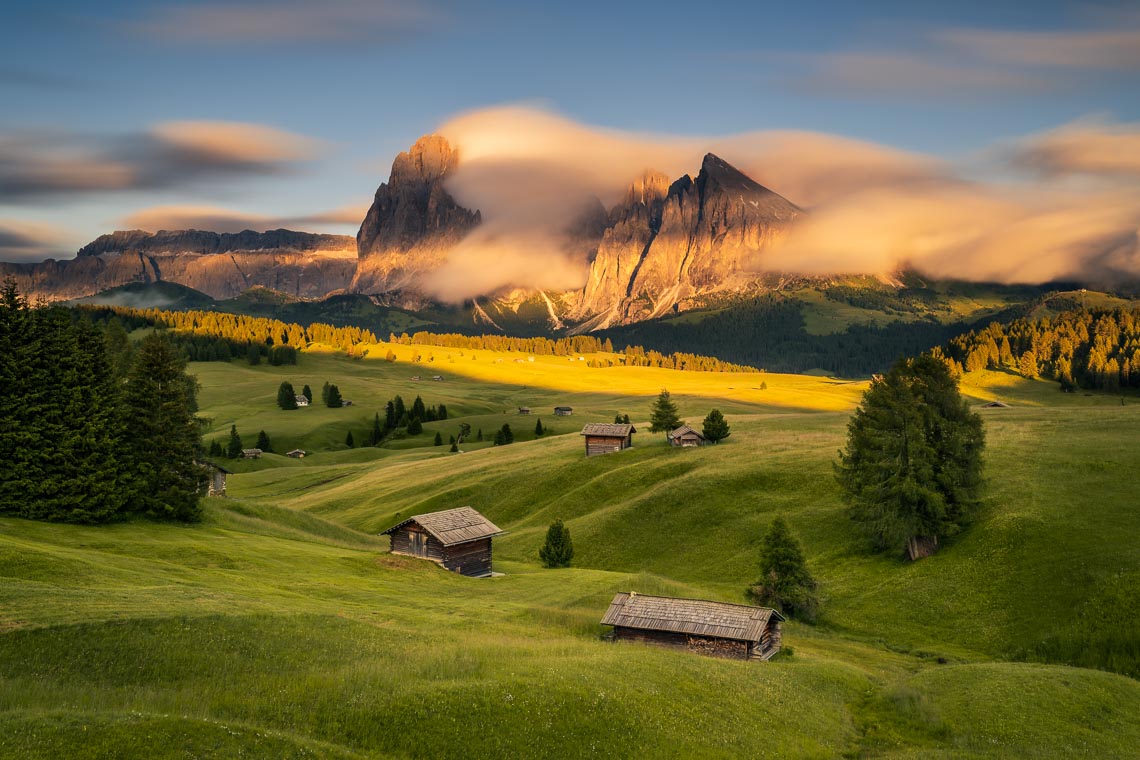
top-left (295, 395), bottom-right (310, 407)
top-left (581, 423), bottom-right (635, 457)
top-left (668, 424), bottom-right (705, 447)
top-left (201, 461), bottom-right (231, 497)
top-left (982, 400), bottom-right (1010, 408)
top-left (286, 449), bottom-right (306, 458)
top-left (241, 448), bottom-right (263, 459)
top-left (518, 406), bottom-right (531, 415)
top-left (382, 506), bottom-right (505, 577)
top-left (600, 592), bottom-right (784, 660)
top-left (554, 406), bottom-right (573, 416)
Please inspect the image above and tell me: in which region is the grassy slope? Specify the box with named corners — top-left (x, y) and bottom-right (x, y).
top-left (2, 348), bottom-right (1139, 758)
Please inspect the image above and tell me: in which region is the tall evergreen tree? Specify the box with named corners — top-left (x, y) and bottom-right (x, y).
top-left (836, 355), bottom-right (985, 559)
top-left (321, 381), bottom-right (331, 405)
top-left (539, 519), bottom-right (574, 568)
top-left (226, 425), bottom-right (243, 459)
top-left (534, 418), bottom-right (545, 436)
top-left (345, 430), bottom-right (355, 447)
top-left (702, 409), bottom-right (730, 443)
top-left (437, 404), bottom-right (448, 420)
top-left (649, 388), bottom-right (682, 432)
top-left (393, 395), bottom-right (406, 423)
top-left (433, 431), bottom-right (443, 446)
top-left (384, 400), bottom-right (396, 431)
top-left (123, 333), bottom-right (205, 521)
top-left (407, 417), bottom-right (423, 435)
top-left (412, 395), bottom-right (427, 420)
top-left (748, 516), bottom-right (819, 622)
top-left (367, 412), bottom-right (384, 446)
top-left (277, 381), bottom-right (298, 410)
top-left (256, 430), bottom-right (271, 452)
top-left (326, 384), bottom-right (343, 408)
top-left (301, 384), bottom-right (313, 404)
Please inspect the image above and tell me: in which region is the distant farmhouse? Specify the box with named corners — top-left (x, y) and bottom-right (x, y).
top-left (286, 449), bottom-right (306, 458)
top-left (382, 507), bottom-right (505, 578)
top-left (554, 406), bottom-right (573, 416)
top-left (295, 395), bottom-right (309, 407)
top-left (668, 424), bottom-right (705, 448)
top-left (581, 423), bottom-right (635, 457)
top-left (241, 448), bottom-right (263, 459)
top-left (600, 592), bottom-right (784, 661)
top-left (518, 406), bottom-right (531, 415)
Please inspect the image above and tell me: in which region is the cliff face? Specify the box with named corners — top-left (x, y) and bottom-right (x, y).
top-left (574, 154), bottom-right (801, 326)
top-left (0, 229), bottom-right (357, 302)
top-left (352, 134), bottom-right (481, 293)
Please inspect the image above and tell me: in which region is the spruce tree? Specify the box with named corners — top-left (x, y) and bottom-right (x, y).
top-left (433, 431), bottom-right (443, 446)
top-left (367, 412), bottom-right (384, 446)
top-left (321, 381), bottom-right (331, 405)
top-left (748, 517), bottom-right (819, 622)
top-left (407, 417), bottom-right (423, 435)
top-left (345, 430), bottom-right (355, 447)
top-left (326, 384), bottom-right (343, 408)
top-left (649, 388), bottom-right (682, 432)
top-left (477, 428), bottom-right (484, 442)
top-left (384, 401), bottom-right (397, 431)
top-left (500, 423), bottom-right (513, 444)
top-left (449, 441), bottom-right (458, 452)
top-left (412, 395), bottom-right (426, 420)
top-left (393, 395), bottom-right (406, 424)
top-left (836, 355), bottom-right (985, 559)
top-left (226, 425), bottom-right (243, 459)
top-left (301, 384), bottom-right (313, 404)
top-left (256, 430), bottom-right (271, 453)
top-left (539, 519), bottom-right (574, 568)
top-left (277, 381), bottom-right (298, 410)
top-left (702, 409), bottom-right (730, 443)
top-left (208, 440), bottom-right (223, 457)
top-left (438, 404), bottom-right (448, 420)
top-left (123, 333), bottom-right (205, 521)
top-left (534, 418), bottom-right (544, 436)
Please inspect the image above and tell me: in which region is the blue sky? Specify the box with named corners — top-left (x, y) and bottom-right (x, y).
top-left (2, 0), bottom-right (1138, 261)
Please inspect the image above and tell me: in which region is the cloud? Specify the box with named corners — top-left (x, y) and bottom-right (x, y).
top-left (120, 203), bottom-right (367, 234)
top-left (1012, 120), bottom-right (1140, 178)
top-left (0, 221), bottom-right (69, 263)
top-left (129, 0), bottom-right (441, 45)
top-left (938, 27), bottom-right (1140, 71)
top-left (0, 121), bottom-right (321, 202)
top-left (419, 106), bottom-right (1140, 299)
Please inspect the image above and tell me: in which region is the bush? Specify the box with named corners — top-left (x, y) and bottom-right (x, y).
top-left (539, 519), bottom-right (574, 568)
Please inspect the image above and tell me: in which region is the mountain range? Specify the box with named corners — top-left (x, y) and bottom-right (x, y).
top-left (0, 135), bottom-right (812, 331)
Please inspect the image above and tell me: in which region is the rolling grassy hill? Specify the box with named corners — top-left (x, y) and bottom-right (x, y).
top-left (2, 342), bottom-right (1138, 758)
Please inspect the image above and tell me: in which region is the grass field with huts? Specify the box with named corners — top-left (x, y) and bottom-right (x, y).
top-left (2, 339), bottom-right (1139, 758)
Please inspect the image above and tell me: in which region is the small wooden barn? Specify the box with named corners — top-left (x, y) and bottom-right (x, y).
top-left (201, 461), bottom-right (231, 497)
top-left (581, 423), bottom-right (635, 457)
top-left (668, 424), bottom-right (705, 447)
top-left (241, 448), bottom-right (263, 459)
top-left (286, 449), bottom-right (306, 458)
top-left (518, 406), bottom-right (531, 415)
top-left (554, 406), bottom-right (573, 416)
top-left (382, 506), bottom-right (505, 577)
top-left (600, 592), bottom-right (784, 660)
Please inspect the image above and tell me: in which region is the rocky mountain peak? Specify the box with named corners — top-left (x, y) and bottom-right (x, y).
top-left (624, 169), bottom-right (672, 208)
top-left (390, 134), bottom-right (459, 186)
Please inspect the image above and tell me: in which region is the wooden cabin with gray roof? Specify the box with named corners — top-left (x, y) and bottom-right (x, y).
top-left (381, 507), bottom-right (505, 577)
top-left (600, 592), bottom-right (785, 660)
top-left (580, 422), bottom-right (635, 457)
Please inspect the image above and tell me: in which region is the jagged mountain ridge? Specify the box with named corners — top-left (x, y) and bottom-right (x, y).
top-left (8, 134), bottom-right (804, 327)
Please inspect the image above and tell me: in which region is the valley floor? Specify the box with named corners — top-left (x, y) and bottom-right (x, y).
top-left (2, 347), bottom-right (1138, 758)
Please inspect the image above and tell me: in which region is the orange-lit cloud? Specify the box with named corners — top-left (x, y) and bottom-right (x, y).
top-left (0, 120), bottom-right (319, 201)
top-left (0, 220), bottom-right (69, 262)
top-left (420, 106), bottom-right (1140, 299)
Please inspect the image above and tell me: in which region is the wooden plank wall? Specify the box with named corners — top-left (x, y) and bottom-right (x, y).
top-left (442, 537), bottom-right (493, 577)
top-left (612, 626), bottom-right (750, 660)
top-left (585, 435), bottom-right (630, 457)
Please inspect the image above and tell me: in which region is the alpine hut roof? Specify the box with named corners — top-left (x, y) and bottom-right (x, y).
top-left (600, 592), bottom-right (784, 642)
top-left (668, 424), bottom-right (704, 439)
top-left (382, 506), bottom-right (505, 547)
top-left (580, 423), bottom-right (636, 437)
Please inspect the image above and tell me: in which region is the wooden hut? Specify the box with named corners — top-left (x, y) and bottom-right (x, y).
top-left (382, 506), bottom-right (505, 577)
top-left (201, 461), bottom-right (231, 497)
top-left (295, 395), bottom-right (310, 407)
top-left (241, 448), bottom-right (263, 459)
top-left (580, 423), bottom-right (635, 457)
top-left (600, 592), bottom-right (784, 660)
top-left (554, 406), bottom-right (573, 416)
top-left (518, 406), bottom-right (532, 415)
top-left (982, 400), bottom-right (1010, 408)
top-left (285, 449), bottom-right (306, 458)
top-left (667, 424), bottom-right (705, 447)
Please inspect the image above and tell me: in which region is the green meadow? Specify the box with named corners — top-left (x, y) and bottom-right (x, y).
top-left (2, 342), bottom-right (1139, 758)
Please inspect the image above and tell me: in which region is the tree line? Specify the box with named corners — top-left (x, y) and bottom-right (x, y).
top-left (1, 284), bottom-right (203, 523)
top-left (936, 307), bottom-right (1140, 391)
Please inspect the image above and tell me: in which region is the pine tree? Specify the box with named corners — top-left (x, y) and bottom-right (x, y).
top-left (702, 409), bottom-right (730, 443)
top-left (393, 395), bottom-right (406, 424)
top-left (836, 356), bottom-right (985, 559)
top-left (477, 429), bottom-right (484, 442)
top-left (500, 423), bottom-right (513, 444)
top-left (449, 441), bottom-right (458, 452)
top-left (534, 418), bottom-right (544, 436)
top-left (345, 430), bottom-right (355, 447)
top-left (277, 381), bottom-right (298, 410)
top-left (123, 333), bottom-right (205, 521)
top-left (748, 516), bottom-right (819, 622)
top-left (321, 381), bottom-right (331, 405)
top-left (412, 395), bottom-right (426, 420)
top-left (326, 384), bottom-right (343, 408)
top-left (437, 404), bottom-right (448, 420)
top-left (649, 388), bottom-right (682, 432)
top-left (301, 384), bottom-right (313, 404)
top-left (256, 430), bottom-right (271, 452)
top-left (539, 519), bottom-right (574, 568)
top-left (433, 431), bottom-right (443, 446)
top-left (226, 425), bottom-right (243, 459)
top-left (407, 417), bottom-right (423, 435)
top-left (367, 412), bottom-right (384, 446)
top-left (208, 440), bottom-right (223, 457)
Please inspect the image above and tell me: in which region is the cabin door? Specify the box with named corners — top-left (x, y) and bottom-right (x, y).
top-left (409, 532), bottom-right (428, 557)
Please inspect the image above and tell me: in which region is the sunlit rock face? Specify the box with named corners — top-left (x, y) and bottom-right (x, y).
top-left (573, 154), bottom-right (802, 326)
top-left (0, 230), bottom-right (358, 301)
top-left (352, 134), bottom-right (482, 293)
